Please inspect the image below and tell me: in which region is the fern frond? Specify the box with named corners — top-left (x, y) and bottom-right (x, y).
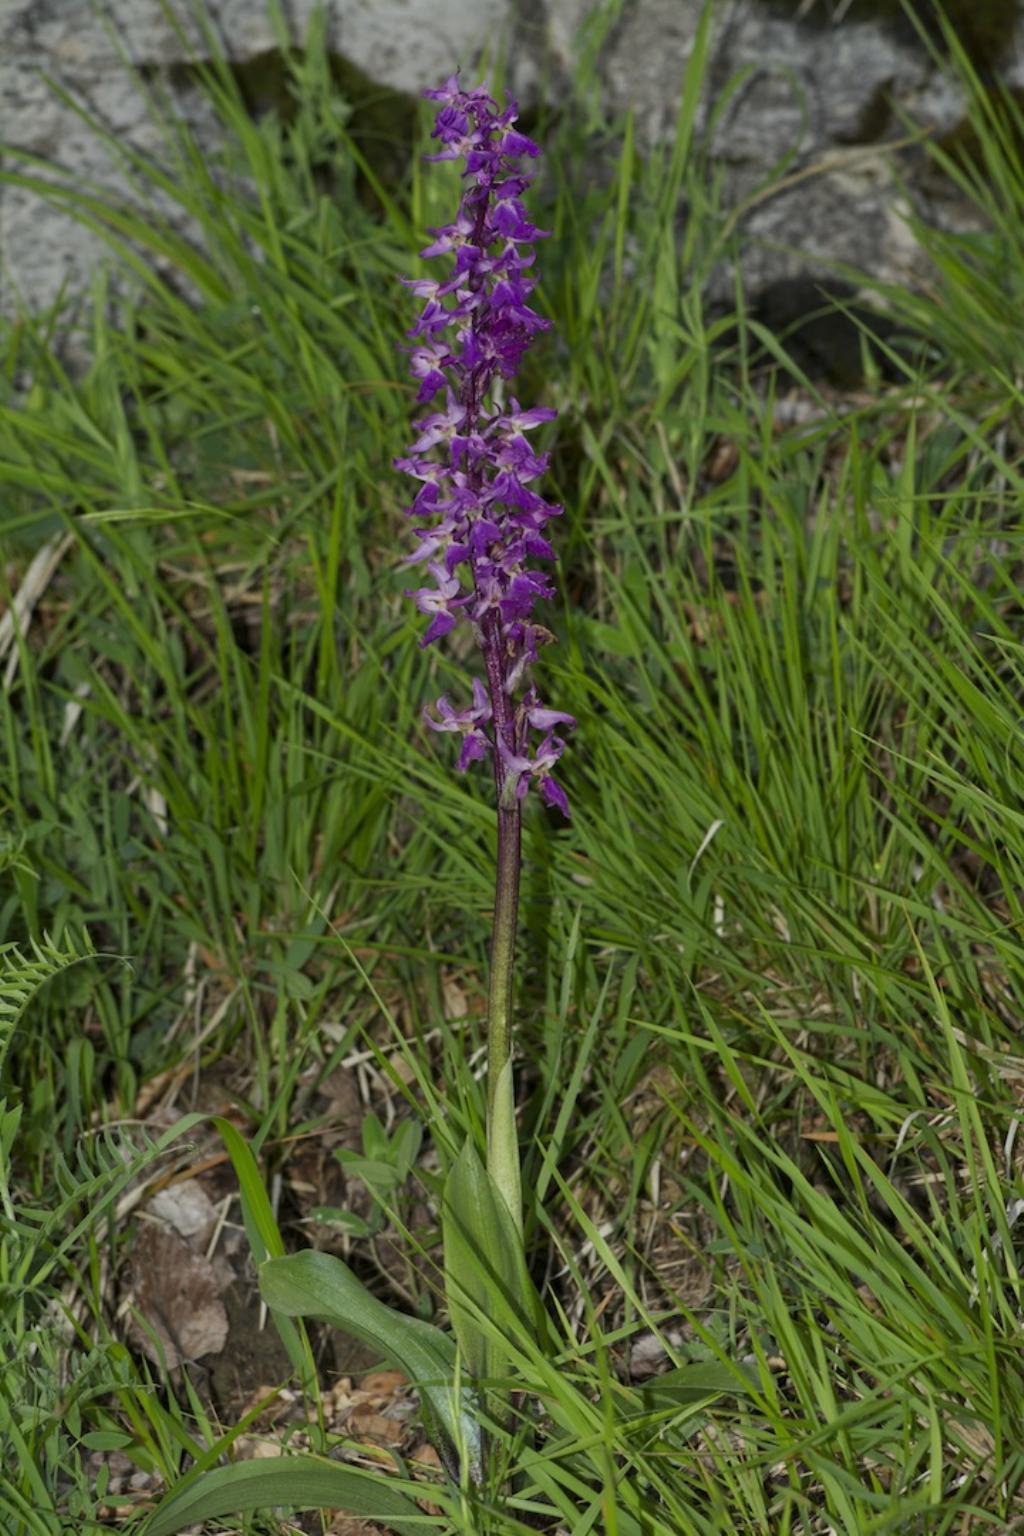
top-left (0, 934), bottom-right (98, 1075)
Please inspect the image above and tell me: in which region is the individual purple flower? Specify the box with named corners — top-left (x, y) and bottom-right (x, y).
top-left (409, 391), bottom-right (467, 453)
top-left (499, 399), bottom-right (557, 434)
top-left (496, 731), bottom-right (571, 819)
top-left (424, 679), bottom-right (493, 771)
top-left (523, 689), bottom-right (575, 734)
top-left (396, 70), bottom-right (574, 816)
top-left (405, 561), bottom-right (465, 646)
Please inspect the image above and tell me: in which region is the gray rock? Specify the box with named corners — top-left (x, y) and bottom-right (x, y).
top-left (0, 0), bottom-right (1018, 326)
top-left (0, 0), bottom-right (508, 318)
top-left (603, 0), bottom-right (995, 300)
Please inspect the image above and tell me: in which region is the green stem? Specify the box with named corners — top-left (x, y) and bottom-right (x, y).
top-left (486, 795), bottom-right (523, 1235)
top-left (481, 610), bottom-right (524, 1236)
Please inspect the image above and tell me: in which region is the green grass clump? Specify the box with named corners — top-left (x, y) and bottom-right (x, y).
top-left (2, 2), bottom-right (1024, 1531)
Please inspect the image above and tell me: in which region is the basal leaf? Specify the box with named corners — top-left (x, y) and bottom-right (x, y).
top-left (260, 1248), bottom-right (481, 1482)
top-left (637, 1360), bottom-right (760, 1412)
top-left (144, 1454), bottom-right (431, 1536)
top-left (442, 1136), bottom-right (550, 1388)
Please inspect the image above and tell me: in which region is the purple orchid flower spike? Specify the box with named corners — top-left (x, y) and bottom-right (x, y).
top-left (396, 70), bottom-right (574, 820)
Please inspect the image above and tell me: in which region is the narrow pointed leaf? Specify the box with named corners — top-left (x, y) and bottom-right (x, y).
top-left (214, 1117), bottom-right (316, 1395)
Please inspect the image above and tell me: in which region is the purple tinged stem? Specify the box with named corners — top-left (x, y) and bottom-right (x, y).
top-left (482, 609), bottom-right (522, 1199)
top-left (461, 192), bottom-right (523, 1217)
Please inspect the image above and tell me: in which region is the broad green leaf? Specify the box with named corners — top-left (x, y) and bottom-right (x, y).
top-left (361, 1110), bottom-right (389, 1159)
top-left (442, 1136), bottom-right (549, 1388)
top-left (393, 1119), bottom-right (423, 1177)
top-left (310, 1205), bottom-right (377, 1238)
top-left (336, 1151), bottom-right (402, 1192)
top-left (487, 1057), bottom-right (522, 1234)
top-left (81, 1430), bottom-right (134, 1452)
top-left (260, 1248), bottom-right (481, 1482)
top-left (143, 1454), bottom-right (431, 1536)
top-left (637, 1361), bottom-right (760, 1412)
